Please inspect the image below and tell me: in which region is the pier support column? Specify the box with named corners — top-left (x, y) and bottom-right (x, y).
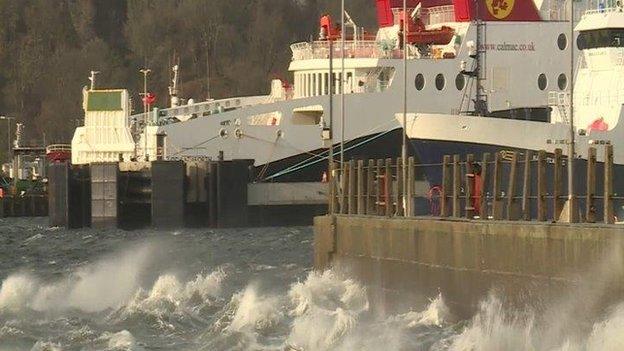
top-left (91, 163), bottom-right (117, 229)
top-left (151, 160), bottom-right (186, 229)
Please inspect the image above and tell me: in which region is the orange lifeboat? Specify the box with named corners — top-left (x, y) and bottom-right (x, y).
top-left (399, 10), bottom-right (455, 46)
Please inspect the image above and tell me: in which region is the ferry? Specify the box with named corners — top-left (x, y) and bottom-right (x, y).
top-left (399, 2), bottom-right (624, 217)
top-left (72, 0), bottom-right (581, 183)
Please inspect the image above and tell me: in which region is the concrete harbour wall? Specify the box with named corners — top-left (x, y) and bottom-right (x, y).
top-left (314, 215), bottom-right (624, 317)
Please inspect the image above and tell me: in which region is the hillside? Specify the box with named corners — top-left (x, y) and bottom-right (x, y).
top-left (0, 0), bottom-right (377, 160)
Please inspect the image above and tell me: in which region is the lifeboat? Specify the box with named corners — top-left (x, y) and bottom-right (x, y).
top-left (398, 10), bottom-right (455, 46)
top-left (406, 25), bottom-right (455, 45)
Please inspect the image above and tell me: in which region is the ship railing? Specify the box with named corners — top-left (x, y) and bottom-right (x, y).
top-left (583, 6), bottom-right (624, 17)
top-left (422, 5), bottom-right (456, 26)
top-left (291, 40), bottom-right (390, 61)
top-left (46, 144), bottom-right (72, 154)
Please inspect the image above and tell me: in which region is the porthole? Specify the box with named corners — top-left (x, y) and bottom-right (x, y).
top-left (435, 73), bottom-right (445, 91)
top-left (415, 73), bottom-right (425, 91)
top-left (558, 73), bottom-right (568, 90)
top-left (538, 73), bottom-right (548, 91)
top-left (557, 33), bottom-right (567, 50)
top-left (576, 34), bottom-right (586, 50)
top-left (455, 73), bottom-right (466, 91)
top-left (219, 128), bottom-right (228, 138)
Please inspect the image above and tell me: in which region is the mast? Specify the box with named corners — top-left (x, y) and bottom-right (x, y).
top-left (474, 0), bottom-right (488, 115)
top-left (402, 0), bottom-right (408, 215)
top-left (340, 0), bottom-right (346, 166)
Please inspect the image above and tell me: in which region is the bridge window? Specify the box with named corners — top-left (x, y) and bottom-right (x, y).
top-left (577, 29), bottom-right (624, 49)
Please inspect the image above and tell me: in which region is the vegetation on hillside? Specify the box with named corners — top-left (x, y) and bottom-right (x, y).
top-left (0, 0), bottom-right (376, 160)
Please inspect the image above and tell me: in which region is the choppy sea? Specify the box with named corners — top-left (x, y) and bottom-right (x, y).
top-left (0, 217), bottom-right (623, 351)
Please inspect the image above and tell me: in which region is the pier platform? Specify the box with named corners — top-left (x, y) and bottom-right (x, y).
top-left (314, 146), bottom-right (624, 317)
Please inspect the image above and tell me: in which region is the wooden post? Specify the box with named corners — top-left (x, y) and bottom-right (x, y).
top-left (553, 148), bottom-right (564, 221)
top-left (441, 155), bottom-right (451, 217)
top-left (348, 160), bottom-right (356, 215)
top-left (395, 158), bottom-right (403, 216)
top-left (537, 150), bottom-right (547, 222)
top-left (465, 154), bottom-right (475, 219)
top-left (479, 153), bottom-right (489, 219)
top-left (452, 155), bottom-right (461, 217)
top-left (407, 156), bottom-right (415, 217)
top-left (367, 159), bottom-right (375, 215)
top-left (506, 152), bottom-right (519, 220)
top-left (604, 144), bottom-right (614, 224)
top-left (492, 152), bottom-right (503, 220)
top-left (521, 151), bottom-right (532, 221)
top-left (376, 159), bottom-right (384, 215)
top-left (586, 147), bottom-right (597, 223)
top-left (328, 161), bottom-right (335, 214)
top-left (340, 163), bottom-right (348, 214)
top-left (357, 160), bottom-right (365, 215)
top-left (385, 158), bottom-right (393, 217)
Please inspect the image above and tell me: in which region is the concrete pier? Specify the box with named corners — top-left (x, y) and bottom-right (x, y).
top-left (314, 215), bottom-right (624, 317)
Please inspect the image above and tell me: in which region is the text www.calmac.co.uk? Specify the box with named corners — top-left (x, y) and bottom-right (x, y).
top-left (479, 42), bottom-right (536, 51)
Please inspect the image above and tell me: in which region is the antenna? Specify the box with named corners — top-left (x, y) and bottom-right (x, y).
top-left (169, 61), bottom-right (180, 108)
top-left (88, 71), bottom-right (100, 90)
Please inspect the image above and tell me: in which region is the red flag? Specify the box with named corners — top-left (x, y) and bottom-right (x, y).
top-left (142, 93), bottom-right (156, 106)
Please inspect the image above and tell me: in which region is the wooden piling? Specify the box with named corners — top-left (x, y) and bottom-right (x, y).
top-left (407, 156), bottom-right (415, 217)
top-left (452, 155), bottom-right (461, 217)
top-left (465, 154), bottom-right (475, 219)
top-left (537, 150), bottom-right (547, 222)
top-left (396, 158), bottom-right (404, 216)
top-left (367, 159), bottom-right (375, 215)
top-left (521, 151), bottom-right (532, 221)
top-left (492, 152), bottom-right (503, 220)
top-left (340, 163), bottom-right (348, 214)
top-left (328, 161), bottom-right (335, 214)
top-left (441, 155), bottom-right (451, 217)
top-left (506, 152), bottom-right (519, 220)
top-left (553, 148), bottom-right (564, 220)
top-left (604, 144), bottom-right (614, 224)
top-left (348, 160), bottom-right (356, 215)
top-left (479, 153), bottom-right (489, 219)
top-left (385, 158), bottom-right (393, 217)
top-left (357, 160), bottom-right (365, 215)
top-left (586, 147), bottom-right (597, 223)
top-left (376, 159), bottom-right (384, 216)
